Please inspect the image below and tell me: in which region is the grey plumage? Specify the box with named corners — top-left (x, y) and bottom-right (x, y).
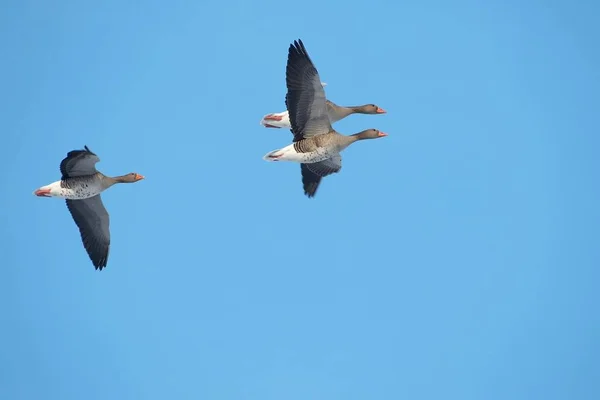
top-left (60, 146), bottom-right (111, 270)
top-left (66, 196), bottom-right (110, 269)
top-left (285, 40), bottom-right (346, 197)
top-left (60, 145), bottom-right (101, 180)
top-left (285, 40), bottom-right (333, 143)
top-left (276, 39), bottom-right (387, 198)
top-left (35, 145), bottom-right (143, 270)
top-left (284, 40), bottom-right (340, 197)
top-left (301, 155), bottom-right (343, 198)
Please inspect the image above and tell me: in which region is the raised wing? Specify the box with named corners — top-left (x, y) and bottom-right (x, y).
top-left (300, 155), bottom-right (342, 198)
top-left (285, 39), bottom-right (332, 143)
top-left (66, 195), bottom-right (110, 270)
top-left (60, 145), bottom-right (100, 180)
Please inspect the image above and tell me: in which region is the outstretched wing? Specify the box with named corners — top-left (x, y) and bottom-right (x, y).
top-left (60, 145), bottom-right (100, 180)
top-left (65, 195), bottom-right (110, 270)
top-left (300, 155), bottom-right (342, 198)
top-left (285, 39), bottom-right (332, 143)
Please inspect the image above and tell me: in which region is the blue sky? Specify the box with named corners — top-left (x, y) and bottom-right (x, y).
top-left (1, 0), bottom-right (598, 399)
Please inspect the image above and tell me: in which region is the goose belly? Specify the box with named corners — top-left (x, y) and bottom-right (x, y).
top-left (45, 180), bottom-right (104, 200)
top-left (300, 148), bottom-right (337, 163)
top-left (283, 145), bottom-right (338, 163)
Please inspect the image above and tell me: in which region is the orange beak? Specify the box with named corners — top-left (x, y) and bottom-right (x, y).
top-left (376, 107), bottom-right (386, 114)
top-left (378, 131), bottom-right (388, 137)
top-left (135, 174), bottom-right (145, 181)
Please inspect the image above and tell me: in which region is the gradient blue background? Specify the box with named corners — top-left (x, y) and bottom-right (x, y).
top-left (1, 0), bottom-right (598, 399)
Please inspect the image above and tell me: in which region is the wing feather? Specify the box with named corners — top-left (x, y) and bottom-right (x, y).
top-left (285, 40), bottom-right (332, 143)
top-left (65, 195), bottom-right (110, 270)
top-left (300, 155), bottom-right (342, 198)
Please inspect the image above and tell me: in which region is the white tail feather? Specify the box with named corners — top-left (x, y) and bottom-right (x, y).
top-left (263, 148), bottom-right (284, 161)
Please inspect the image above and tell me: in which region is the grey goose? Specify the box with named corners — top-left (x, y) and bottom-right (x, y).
top-left (34, 146), bottom-right (144, 270)
top-left (260, 96), bottom-right (386, 128)
top-left (263, 39), bottom-right (388, 198)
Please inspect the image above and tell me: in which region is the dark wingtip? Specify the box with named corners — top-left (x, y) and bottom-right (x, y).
top-left (297, 39), bottom-right (306, 54)
top-left (93, 260), bottom-right (107, 270)
top-left (289, 39), bottom-right (307, 57)
top-left (303, 182), bottom-right (319, 198)
top-left (304, 188), bottom-right (317, 198)
top-left (300, 164), bottom-right (320, 198)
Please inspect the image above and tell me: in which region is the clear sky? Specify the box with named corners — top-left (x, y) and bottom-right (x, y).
top-left (1, 0), bottom-right (598, 399)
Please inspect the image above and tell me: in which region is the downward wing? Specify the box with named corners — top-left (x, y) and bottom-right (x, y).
top-left (300, 155), bottom-right (342, 198)
top-left (65, 195), bottom-right (110, 270)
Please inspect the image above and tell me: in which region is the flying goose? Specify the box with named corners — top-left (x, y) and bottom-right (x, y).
top-left (34, 146), bottom-right (144, 270)
top-left (260, 100), bottom-right (386, 129)
top-left (263, 39), bottom-right (387, 198)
